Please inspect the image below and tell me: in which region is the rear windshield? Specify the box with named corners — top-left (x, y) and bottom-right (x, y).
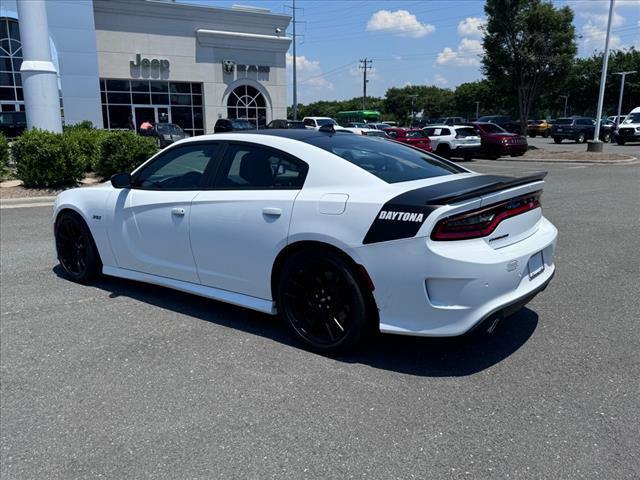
top-left (455, 127), bottom-right (477, 137)
top-left (232, 120), bottom-right (255, 129)
top-left (304, 135), bottom-right (463, 183)
top-left (316, 118), bottom-right (337, 126)
top-left (556, 118), bottom-right (574, 125)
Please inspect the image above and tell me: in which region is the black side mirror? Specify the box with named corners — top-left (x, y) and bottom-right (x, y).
top-left (110, 172), bottom-right (131, 189)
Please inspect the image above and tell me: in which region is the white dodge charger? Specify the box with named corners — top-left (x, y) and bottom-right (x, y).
top-left (53, 129), bottom-right (557, 353)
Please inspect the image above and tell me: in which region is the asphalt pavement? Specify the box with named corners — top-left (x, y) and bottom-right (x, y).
top-left (526, 135), bottom-right (639, 155)
top-left (1, 159), bottom-right (639, 479)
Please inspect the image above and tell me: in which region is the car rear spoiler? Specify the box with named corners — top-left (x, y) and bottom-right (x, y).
top-left (425, 171), bottom-right (547, 205)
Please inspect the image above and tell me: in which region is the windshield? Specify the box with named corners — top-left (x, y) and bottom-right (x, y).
top-left (304, 135), bottom-right (463, 184)
top-left (231, 120), bottom-right (255, 130)
top-left (477, 123), bottom-right (506, 134)
top-left (316, 118), bottom-right (337, 126)
top-left (156, 123), bottom-right (184, 135)
top-left (556, 118), bottom-right (574, 125)
top-left (622, 113), bottom-right (640, 124)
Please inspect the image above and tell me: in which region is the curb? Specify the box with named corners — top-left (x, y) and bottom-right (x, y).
top-left (501, 156), bottom-right (638, 165)
top-left (0, 196), bottom-right (56, 209)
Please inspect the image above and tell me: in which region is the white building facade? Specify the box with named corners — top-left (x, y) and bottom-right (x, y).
top-left (0, 0), bottom-right (291, 135)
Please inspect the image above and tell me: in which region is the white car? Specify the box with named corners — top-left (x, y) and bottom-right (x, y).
top-left (342, 127), bottom-right (388, 137)
top-left (614, 106), bottom-right (640, 145)
top-left (423, 125), bottom-right (481, 160)
top-left (54, 130), bottom-right (557, 353)
top-left (302, 117), bottom-right (338, 129)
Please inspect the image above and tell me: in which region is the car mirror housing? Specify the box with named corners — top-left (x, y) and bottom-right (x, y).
top-left (110, 172), bottom-right (132, 189)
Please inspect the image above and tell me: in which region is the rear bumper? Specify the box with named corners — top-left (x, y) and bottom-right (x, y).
top-left (355, 216), bottom-right (557, 337)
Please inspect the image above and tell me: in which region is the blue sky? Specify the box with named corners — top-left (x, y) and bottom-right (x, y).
top-left (187, 0), bottom-right (640, 104)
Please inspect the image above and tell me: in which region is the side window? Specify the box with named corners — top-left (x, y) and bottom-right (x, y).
top-left (423, 128), bottom-right (435, 136)
top-left (133, 143), bottom-right (219, 189)
top-left (304, 119), bottom-right (315, 127)
top-left (217, 144), bottom-right (307, 189)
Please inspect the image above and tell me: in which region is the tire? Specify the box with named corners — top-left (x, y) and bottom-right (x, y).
top-left (436, 145), bottom-right (451, 159)
top-left (277, 249), bottom-right (372, 354)
top-left (576, 132), bottom-right (586, 144)
top-left (463, 151), bottom-right (473, 161)
top-left (55, 211), bottom-right (101, 284)
top-left (543, 129), bottom-right (550, 138)
top-left (616, 138), bottom-right (626, 146)
top-left (553, 137), bottom-right (562, 144)
top-left (602, 132), bottom-right (611, 143)
top-left (529, 132), bottom-right (536, 138)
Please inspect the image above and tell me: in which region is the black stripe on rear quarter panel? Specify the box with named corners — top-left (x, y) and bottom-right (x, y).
top-left (362, 172), bottom-right (547, 244)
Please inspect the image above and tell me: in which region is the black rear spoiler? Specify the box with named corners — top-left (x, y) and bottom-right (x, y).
top-left (425, 171), bottom-right (547, 205)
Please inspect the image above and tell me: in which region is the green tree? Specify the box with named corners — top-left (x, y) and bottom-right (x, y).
top-left (482, 0), bottom-right (577, 131)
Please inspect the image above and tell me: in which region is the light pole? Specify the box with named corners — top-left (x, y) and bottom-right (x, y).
top-left (410, 95), bottom-right (418, 126)
top-left (588, 0), bottom-right (615, 152)
top-left (560, 95), bottom-right (569, 117)
top-left (475, 101), bottom-right (480, 120)
top-left (613, 71), bottom-right (636, 124)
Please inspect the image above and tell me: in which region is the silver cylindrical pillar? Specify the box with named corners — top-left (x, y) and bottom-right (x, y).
top-left (17, 0), bottom-right (62, 133)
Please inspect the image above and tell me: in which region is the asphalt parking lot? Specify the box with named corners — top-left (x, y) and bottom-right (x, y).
top-left (1, 159), bottom-right (639, 479)
top-left (527, 135), bottom-right (639, 155)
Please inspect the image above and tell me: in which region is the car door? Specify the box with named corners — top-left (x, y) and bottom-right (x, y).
top-left (189, 142), bottom-right (308, 300)
top-left (108, 142), bottom-right (222, 283)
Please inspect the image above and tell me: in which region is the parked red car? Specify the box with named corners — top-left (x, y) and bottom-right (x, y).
top-left (472, 122), bottom-right (528, 159)
top-left (382, 128), bottom-right (432, 152)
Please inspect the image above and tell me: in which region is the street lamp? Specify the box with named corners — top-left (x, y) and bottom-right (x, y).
top-left (587, 0), bottom-right (616, 152)
top-left (560, 95), bottom-right (569, 117)
top-left (475, 101), bottom-right (480, 120)
top-left (410, 95), bottom-right (418, 126)
top-left (613, 71), bottom-right (636, 124)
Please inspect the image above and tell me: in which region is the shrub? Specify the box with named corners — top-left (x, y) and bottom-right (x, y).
top-left (96, 130), bottom-right (157, 178)
top-left (13, 129), bottom-right (84, 188)
top-left (63, 124), bottom-right (105, 172)
top-left (0, 133), bottom-right (9, 178)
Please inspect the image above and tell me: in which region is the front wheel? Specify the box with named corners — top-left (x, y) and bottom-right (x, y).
top-left (55, 211), bottom-right (101, 284)
top-left (529, 132), bottom-right (536, 138)
top-left (602, 132), bottom-right (611, 143)
top-left (553, 137), bottom-right (562, 144)
top-left (616, 138), bottom-right (626, 145)
top-left (576, 132), bottom-right (586, 144)
top-left (543, 129), bottom-right (550, 138)
top-left (277, 250), bottom-right (372, 353)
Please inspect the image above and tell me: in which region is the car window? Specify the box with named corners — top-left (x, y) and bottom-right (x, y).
top-left (556, 118), bottom-right (574, 125)
top-left (478, 123), bottom-right (505, 134)
top-left (134, 143), bottom-right (219, 189)
top-left (304, 119), bottom-right (315, 127)
top-left (455, 127), bottom-right (476, 137)
top-left (304, 134), bottom-right (463, 184)
top-left (405, 130), bottom-right (426, 138)
top-left (316, 118), bottom-right (336, 126)
top-left (217, 144), bottom-right (307, 189)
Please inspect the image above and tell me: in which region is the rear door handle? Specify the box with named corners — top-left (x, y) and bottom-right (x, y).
top-left (171, 207), bottom-right (186, 217)
top-left (262, 207), bottom-right (282, 217)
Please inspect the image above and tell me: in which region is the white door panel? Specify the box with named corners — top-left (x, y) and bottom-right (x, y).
top-left (109, 189), bottom-right (200, 283)
top-left (190, 190), bottom-right (298, 299)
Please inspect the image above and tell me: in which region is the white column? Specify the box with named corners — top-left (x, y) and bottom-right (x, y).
top-left (17, 0), bottom-right (62, 133)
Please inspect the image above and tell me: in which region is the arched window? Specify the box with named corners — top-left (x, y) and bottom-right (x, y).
top-left (0, 17), bottom-right (24, 112)
top-left (227, 85), bottom-right (267, 127)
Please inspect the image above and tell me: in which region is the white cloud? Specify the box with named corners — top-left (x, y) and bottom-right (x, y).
top-left (580, 22), bottom-right (621, 52)
top-left (286, 53), bottom-right (334, 90)
top-left (457, 17), bottom-right (485, 37)
top-left (366, 10), bottom-right (435, 38)
top-left (580, 11), bottom-right (625, 29)
top-left (436, 38), bottom-right (483, 67)
top-left (433, 74), bottom-right (448, 86)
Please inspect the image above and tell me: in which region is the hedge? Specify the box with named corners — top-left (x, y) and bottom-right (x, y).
top-left (13, 129), bottom-right (84, 188)
top-left (0, 133), bottom-right (9, 178)
top-left (63, 123), bottom-right (105, 172)
top-left (96, 130), bottom-right (158, 178)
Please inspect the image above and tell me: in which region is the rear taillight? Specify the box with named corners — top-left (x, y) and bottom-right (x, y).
top-left (431, 191), bottom-right (541, 241)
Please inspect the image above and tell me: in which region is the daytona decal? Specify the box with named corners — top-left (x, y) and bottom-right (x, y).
top-left (378, 211), bottom-right (425, 222)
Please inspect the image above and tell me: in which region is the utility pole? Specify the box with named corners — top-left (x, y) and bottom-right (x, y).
top-left (588, 0), bottom-right (615, 151)
top-left (359, 59), bottom-right (372, 110)
top-left (285, 0), bottom-right (302, 120)
top-left (560, 95), bottom-right (569, 117)
top-left (410, 94), bottom-right (418, 126)
top-left (475, 101), bottom-right (480, 120)
top-left (613, 70), bottom-right (636, 124)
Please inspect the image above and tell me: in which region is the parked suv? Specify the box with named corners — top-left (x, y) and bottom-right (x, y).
top-left (214, 118), bottom-right (257, 133)
top-left (551, 117), bottom-right (613, 143)
top-left (302, 117), bottom-right (338, 129)
top-left (472, 122), bottom-right (528, 159)
top-left (476, 115), bottom-right (522, 134)
top-left (614, 107), bottom-right (640, 145)
top-left (527, 120), bottom-right (552, 138)
top-left (423, 125), bottom-right (480, 160)
top-left (139, 122), bottom-right (189, 148)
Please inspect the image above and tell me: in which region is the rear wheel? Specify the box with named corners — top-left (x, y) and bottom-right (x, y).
top-left (543, 129), bottom-right (550, 138)
top-left (601, 132), bottom-right (611, 143)
top-left (436, 144), bottom-right (451, 159)
top-left (576, 132), bottom-right (586, 144)
top-left (55, 211), bottom-right (101, 284)
top-left (529, 132), bottom-right (536, 138)
top-left (277, 249), bottom-right (371, 353)
top-left (616, 138), bottom-right (626, 145)
top-left (553, 137), bottom-right (562, 144)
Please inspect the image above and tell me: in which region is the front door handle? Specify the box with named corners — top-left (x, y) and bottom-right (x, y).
top-left (171, 207), bottom-right (186, 217)
top-left (262, 207), bottom-right (282, 217)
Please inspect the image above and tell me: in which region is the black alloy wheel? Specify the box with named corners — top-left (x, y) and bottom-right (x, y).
top-left (576, 132), bottom-right (586, 144)
top-left (55, 211), bottom-right (100, 284)
top-left (602, 132), bottom-right (611, 143)
top-left (278, 250), bottom-right (371, 353)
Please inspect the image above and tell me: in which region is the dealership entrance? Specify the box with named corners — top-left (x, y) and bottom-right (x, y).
top-left (133, 106), bottom-right (170, 130)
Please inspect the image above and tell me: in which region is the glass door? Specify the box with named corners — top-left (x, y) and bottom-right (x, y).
top-left (134, 107), bottom-right (156, 133)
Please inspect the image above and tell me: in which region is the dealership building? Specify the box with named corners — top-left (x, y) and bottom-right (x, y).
top-left (0, 0), bottom-right (291, 135)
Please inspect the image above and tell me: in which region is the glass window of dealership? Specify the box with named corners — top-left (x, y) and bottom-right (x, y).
top-left (1, 0), bottom-right (291, 134)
